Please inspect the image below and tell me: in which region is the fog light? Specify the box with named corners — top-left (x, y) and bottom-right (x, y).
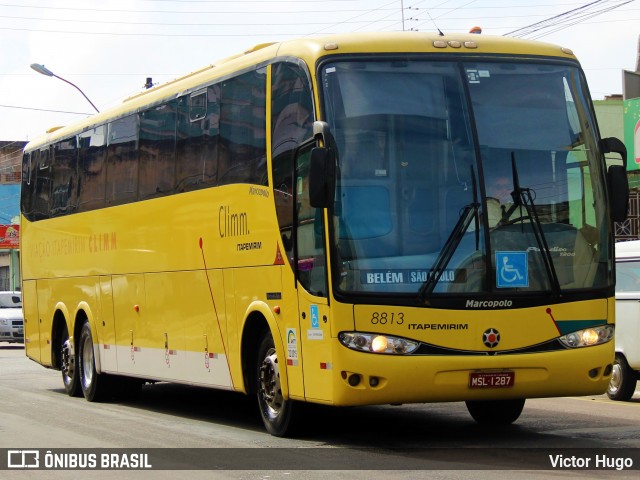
top-left (348, 374), bottom-right (361, 386)
top-left (369, 376), bottom-right (379, 387)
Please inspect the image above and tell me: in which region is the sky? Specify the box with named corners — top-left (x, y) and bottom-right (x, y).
top-left (0, 0), bottom-right (638, 144)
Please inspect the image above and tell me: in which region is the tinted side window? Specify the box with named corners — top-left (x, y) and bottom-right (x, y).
top-left (176, 87), bottom-right (220, 192)
top-left (78, 125), bottom-right (107, 212)
top-left (33, 148), bottom-right (52, 220)
top-left (139, 102), bottom-right (177, 199)
top-left (271, 61), bottom-right (314, 264)
top-left (218, 69), bottom-right (267, 185)
top-left (107, 115), bottom-right (139, 206)
top-left (20, 152), bottom-right (34, 220)
top-left (51, 137), bottom-right (78, 217)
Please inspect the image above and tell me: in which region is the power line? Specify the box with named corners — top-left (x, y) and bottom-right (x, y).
top-left (0, 104), bottom-right (93, 115)
top-left (0, 26), bottom-right (329, 36)
top-left (0, 2), bottom-right (394, 15)
top-left (504, 0), bottom-right (636, 38)
top-left (0, 14), bottom-right (399, 27)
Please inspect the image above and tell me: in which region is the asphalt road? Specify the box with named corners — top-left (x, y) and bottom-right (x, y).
top-left (1, 342), bottom-right (639, 480)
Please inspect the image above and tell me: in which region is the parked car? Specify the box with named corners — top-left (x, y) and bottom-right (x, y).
top-left (609, 241), bottom-right (640, 400)
top-left (0, 291), bottom-right (23, 344)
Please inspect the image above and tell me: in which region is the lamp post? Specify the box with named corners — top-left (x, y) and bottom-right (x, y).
top-left (30, 63), bottom-right (100, 114)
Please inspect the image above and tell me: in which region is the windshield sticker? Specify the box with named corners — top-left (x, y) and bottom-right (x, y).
top-left (466, 69), bottom-right (480, 84)
top-left (496, 251), bottom-right (529, 288)
top-left (360, 269), bottom-right (458, 285)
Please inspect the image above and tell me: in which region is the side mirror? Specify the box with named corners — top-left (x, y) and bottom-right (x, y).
top-left (601, 137), bottom-right (627, 169)
top-left (608, 165), bottom-right (629, 222)
top-left (601, 137), bottom-right (629, 223)
top-left (309, 147), bottom-right (336, 208)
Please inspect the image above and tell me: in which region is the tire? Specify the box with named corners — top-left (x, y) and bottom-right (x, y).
top-left (60, 324), bottom-right (81, 397)
top-left (607, 353), bottom-right (637, 401)
top-left (78, 321), bottom-right (110, 402)
top-left (465, 399), bottom-right (525, 425)
top-left (256, 331), bottom-right (296, 437)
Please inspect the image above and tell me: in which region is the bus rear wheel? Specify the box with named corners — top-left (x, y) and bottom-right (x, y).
top-left (256, 331), bottom-right (295, 437)
top-left (60, 324), bottom-right (80, 397)
top-left (607, 353), bottom-right (637, 401)
top-left (78, 321), bottom-right (110, 402)
top-left (465, 399), bottom-right (525, 425)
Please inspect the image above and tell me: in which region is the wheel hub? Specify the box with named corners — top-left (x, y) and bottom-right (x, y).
top-left (608, 363), bottom-right (621, 394)
top-left (81, 334), bottom-right (94, 387)
top-left (259, 349), bottom-right (283, 415)
top-left (62, 339), bottom-right (75, 381)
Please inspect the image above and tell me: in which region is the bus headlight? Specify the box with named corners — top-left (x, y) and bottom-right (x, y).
top-left (339, 332), bottom-right (419, 354)
top-left (558, 324), bottom-right (614, 348)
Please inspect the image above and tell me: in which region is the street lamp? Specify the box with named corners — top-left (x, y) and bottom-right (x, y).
top-left (30, 63), bottom-right (100, 114)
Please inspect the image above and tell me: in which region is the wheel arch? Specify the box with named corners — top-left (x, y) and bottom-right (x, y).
top-left (240, 301), bottom-right (289, 399)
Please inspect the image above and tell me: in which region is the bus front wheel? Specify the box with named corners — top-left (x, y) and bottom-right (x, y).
top-left (256, 331), bottom-right (295, 437)
top-left (607, 353), bottom-right (637, 401)
top-left (465, 399), bottom-right (525, 424)
top-left (78, 321), bottom-right (110, 402)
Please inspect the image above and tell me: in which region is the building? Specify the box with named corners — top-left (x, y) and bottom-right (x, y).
top-left (0, 140), bottom-right (25, 290)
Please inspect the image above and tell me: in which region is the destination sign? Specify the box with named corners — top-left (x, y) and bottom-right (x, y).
top-left (360, 269), bottom-right (460, 285)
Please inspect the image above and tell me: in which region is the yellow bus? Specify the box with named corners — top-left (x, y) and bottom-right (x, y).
top-left (21, 32), bottom-right (628, 436)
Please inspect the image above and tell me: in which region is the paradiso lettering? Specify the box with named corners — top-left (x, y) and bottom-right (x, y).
top-left (31, 232), bottom-right (117, 258)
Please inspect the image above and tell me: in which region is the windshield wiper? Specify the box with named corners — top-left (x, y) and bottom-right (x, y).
top-left (505, 153), bottom-right (561, 296)
top-left (418, 166), bottom-right (480, 302)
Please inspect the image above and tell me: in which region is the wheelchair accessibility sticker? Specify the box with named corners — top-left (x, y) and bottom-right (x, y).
top-left (310, 305), bottom-right (320, 328)
top-left (496, 251), bottom-right (529, 288)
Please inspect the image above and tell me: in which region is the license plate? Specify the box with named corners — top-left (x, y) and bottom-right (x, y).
top-left (469, 371), bottom-right (515, 389)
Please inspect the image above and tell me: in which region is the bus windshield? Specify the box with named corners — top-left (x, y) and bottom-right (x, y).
top-left (321, 58), bottom-right (610, 297)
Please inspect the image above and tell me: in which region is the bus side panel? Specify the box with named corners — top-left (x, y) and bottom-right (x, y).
top-left (182, 268), bottom-right (233, 388)
top-left (113, 274), bottom-right (146, 376)
top-left (22, 280), bottom-right (42, 364)
top-left (34, 279), bottom-right (54, 367)
top-left (146, 270), bottom-right (232, 388)
top-left (97, 276), bottom-right (118, 372)
top-left (230, 266), bottom-right (307, 398)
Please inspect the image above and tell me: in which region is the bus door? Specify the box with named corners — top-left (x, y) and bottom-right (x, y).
top-left (294, 146), bottom-right (332, 402)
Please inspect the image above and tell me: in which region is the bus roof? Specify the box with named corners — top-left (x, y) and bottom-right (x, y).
top-left (24, 31), bottom-right (577, 152)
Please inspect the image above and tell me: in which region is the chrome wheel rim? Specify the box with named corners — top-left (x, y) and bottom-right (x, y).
top-left (81, 333), bottom-right (94, 388)
top-left (608, 362), bottom-right (622, 395)
top-left (258, 348), bottom-right (283, 418)
top-left (61, 338), bottom-right (74, 386)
